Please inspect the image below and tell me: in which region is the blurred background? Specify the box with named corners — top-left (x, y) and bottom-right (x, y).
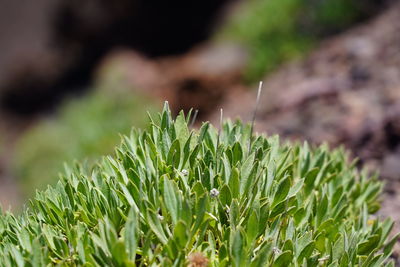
top-left (0, 0), bottom-right (400, 246)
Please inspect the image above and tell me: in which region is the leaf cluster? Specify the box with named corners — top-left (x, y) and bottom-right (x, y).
top-left (0, 104), bottom-right (397, 266)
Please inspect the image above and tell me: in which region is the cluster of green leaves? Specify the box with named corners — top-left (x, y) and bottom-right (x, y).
top-left (12, 88), bottom-right (158, 199)
top-left (1, 104), bottom-right (397, 266)
top-left (217, 0), bottom-right (372, 82)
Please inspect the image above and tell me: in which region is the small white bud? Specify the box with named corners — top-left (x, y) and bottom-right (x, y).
top-left (272, 247), bottom-right (282, 254)
top-left (181, 169), bottom-right (189, 176)
top-left (225, 205), bottom-right (230, 213)
top-left (210, 188), bottom-right (220, 197)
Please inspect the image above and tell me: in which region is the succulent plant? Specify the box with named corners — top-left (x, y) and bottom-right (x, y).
top-left (0, 103), bottom-right (397, 266)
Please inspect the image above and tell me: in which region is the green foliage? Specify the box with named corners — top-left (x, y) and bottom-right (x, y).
top-left (218, 0), bottom-right (370, 82)
top-left (13, 89), bottom-right (158, 198)
top-left (1, 104), bottom-right (397, 266)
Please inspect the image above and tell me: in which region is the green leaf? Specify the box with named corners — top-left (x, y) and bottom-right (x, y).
top-left (282, 239), bottom-right (294, 252)
top-left (288, 178), bottom-right (304, 198)
top-left (358, 235), bottom-right (380, 256)
top-left (286, 219), bottom-right (295, 240)
top-left (174, 111), bottom-right (190, 145)
top-left (273, 176), bottom-right (290, 205)
top-left (10, 246), bottom-right (25, 267)
top-left (294, 208), bottom-right (306, 225)
top-left (173, 220), bottom-right (188, 248)
top-left (332, 186), bottom-right (343, 207)
top-left (270, 200), bottom-right (286, 218)
top-left (192, 194), bottom-right (208, 235)
top-left (146, 209), bottom-right (168, 244)
top-left (332, 234), bottom-right (345, 261)
top-left (124, 208), bottom-right (138, 260)
top-left (42, 224), bottom-right (56, 251)
top-left (273, 250), bottom-right (293, 267)
top-left (231, 229), bottom-right (245, 267)
top-left (315, 231), bottom-right (326, 252)
top-left (161, 102), bottom-right (171, 129)
top-left (18, 228), bottom-right (32, 252)
top-left (240, 154), bottom-right (256, 193)
top-left (230, 199), bottom-right (240, 229)
top-left (232, 142), bottom-right (243, 164)
top-left (181, 133), bottom-right (193, 168)
top-left (111, 240), bottom-right (128, 265)
top-left (220, 184), bottom-right (232, 206)
top-left (304, 168), bottom-right (319, 194)
top-left (250, 242), bottom-right (272, 267)
top-left (247, 210), bottom-right (259, 243)
top-left (167, 139), bottom-right (181, 168)
top-left (180, 199), bottom-right (193, 226)
top-left (229, 167), bottom-right (240, 199)
top-left (163, 175), bottom-right (181, 224)
top-left (316, 194), bottom-right (328, 226)
top-left (198, 122), bottom-right (210, 143)
top-left (189, 144), bottom-right (200, 167)
top-left (383, 233), bottom-right (399, 258)
top-left (297, 241), bottom-right (315, 263)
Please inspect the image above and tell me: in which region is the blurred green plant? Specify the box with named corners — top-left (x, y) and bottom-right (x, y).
top-left (1, 104), bottom-right (397, 265)
top-left (218, 0), bottom-right (372, 82)
top-left (13, 89), bottom-right (158, 198)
